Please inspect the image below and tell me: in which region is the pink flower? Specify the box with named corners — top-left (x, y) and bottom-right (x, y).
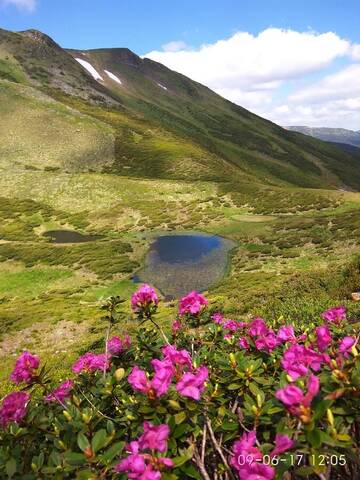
top-left (138, 422), bottom-right (170, 453)
top-left (270, 434), bottom-right (295, 457)
top-left (114, 426), bottom-right (173, 478)
top-left (176, 365), bottom-right (208, 400)
top-left (179, 291), bottom-right (208, 316)
top-left (72, 353), bottom-right (110, 374)
top-left (212, 312), bottom-right (224, 324)
top-left (321, 306), bottom-right (346, 325)
top-left (315, 325), bottom-right (332, 352)
top-left (107, 335), bottom-right (131, 356)
top-left (107, 336), bottom-right (123, 355)
top-left (276, 375), bottom-right (319, 423)
top-left (244, 463), bottom-right (275, 480)
top-left (276, 385), bottom-right (303, 407)
top-left (131, 284), bottom-right (159, 313)
top-left (10, 351), bottom-right (40, 384)
top-left (45, 380), bottom-right (74, 403)
top-left (0, 391), bottom-right (30, 428)
top-left (277, 326), bottom-right (296, 343)
top-left (128, 366), bottom-right (151, 394)
top-left (123, 334), bottom-right (131, 349)
top-left (150, 359), bottom-right (175, 397)
top-left (281, 344), bottom-right (324, 380)
top-left (162, 345), bottom-right (192, 371)
top-left (231, 431), bottom-right (262, 463)
top-left (223, 320), bottom-right (240, 332)
top-left (114, 448), bottom-right (147, 477)
top-left (128, 360), bottom-right (174, 399)
top-left (303, 374), bottom-right (320, 406)
top-left (230, 431), bottom-right (275, 480)
top-left (171, 320), bottom-right (182, 335)
top-left (238, 337), bottom-right (250, 349)
top-left (255, 331), bottom-right (278, 353)
top-left (248, 317), bottom-right (268, 337)
top-left (339, 336), bottom-right (356, 355)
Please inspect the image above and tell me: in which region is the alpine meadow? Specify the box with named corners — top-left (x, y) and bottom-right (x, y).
top-left (0, 22), bottom-right (359, 480)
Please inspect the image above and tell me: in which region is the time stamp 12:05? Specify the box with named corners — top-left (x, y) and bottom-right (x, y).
top-left (236, 453), bottom-right (347, 467)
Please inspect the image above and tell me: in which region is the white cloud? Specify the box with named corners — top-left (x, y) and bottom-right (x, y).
top-left (161, 40), bottom-right (188, 52)
top-left (145, 28), bottom-right (350, 107)
top-left (261, 94), bottom-right (360, 130)
top-left (290, 64), bottom-right (360, 103)
top-left (145, 28), bottom-right (360, 128)
top-left (2, 0), bottom-right (37, 11)
top-left (350, 44), bottom-right (360, 60)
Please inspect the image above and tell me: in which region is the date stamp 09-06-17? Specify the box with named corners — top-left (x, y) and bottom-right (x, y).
top-left (236, 453), bottom-right (347, 467)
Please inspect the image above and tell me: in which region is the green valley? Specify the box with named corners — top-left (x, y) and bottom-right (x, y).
top-left (0, 27), bottom-right (359, 396)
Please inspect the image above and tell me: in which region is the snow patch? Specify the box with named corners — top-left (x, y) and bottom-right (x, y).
top-left (104, 70), bottom-right (122, 84)
top-left (75, 58), bottom-right (103, 81)
top-left (157, 83), bottom-right (168, 91)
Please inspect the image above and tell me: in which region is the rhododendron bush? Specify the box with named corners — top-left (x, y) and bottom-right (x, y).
top-left (0, 285), bottom-right (359, 480)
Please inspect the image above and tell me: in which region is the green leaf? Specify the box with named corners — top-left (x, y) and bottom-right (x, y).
top-left (173, 424), bottom-right (189, 439)
top-left (295, 465), bottom-right (316, 476)
top-left (172, 445), bottom-right (194, 467)
top-left (179, 463), bottom-right (202, 479)
top-left (64, 452), bottom-right (86, 466)
top-left (174, 411), bottom-right (187, 425)
top-left (221, 422), bottom-right (238, 431)
top-left (307, 428), bottom-right (321, 448)
top-left (313, 399), bottom-right (332, 421)
top-left (49, 450), bottom-right (62, 467)
top-left (91, 429), bottom-right (108, 453)
top-left (227, 383), bottom-right (242, 390)
top-left (101, 442), bottom-right (125, 463)
top-left (76, 469), bottom-right (97, 479)
top-left (5, 458), bottom-right (17, 478)
top-left (106, 420), bottom-right (115, 435)
top-left (77, 432), bottom-right (90, 452)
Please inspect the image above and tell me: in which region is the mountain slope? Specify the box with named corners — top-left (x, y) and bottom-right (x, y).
top-left (287, 126), bottom-right (360, 148)
top-left (67, 47), bottom-right (360, 189)
top-left (0, 27), bottom-right (359, 190)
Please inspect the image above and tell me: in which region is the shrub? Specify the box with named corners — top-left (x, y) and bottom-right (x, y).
top-left (0, 285), bottom-right (359, 479)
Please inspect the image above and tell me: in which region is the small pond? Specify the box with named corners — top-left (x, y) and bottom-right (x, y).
top-left (133, 233), bottom-right (235, 299)
top-left (43, 230), bottom-right (103, 244)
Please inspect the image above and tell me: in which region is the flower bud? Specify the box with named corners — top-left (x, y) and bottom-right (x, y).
top-left (82, 413), bottom-right (92, 424)
top-left (168, 400), bottom-right (181, 410)
top-left (251, 405), bottom-right (258, 415)
top-left (327, 408), bottom-right (334, 427)
top-left (63, 410), bottom-right (72, 422)
top-left (114, 368), bottom-right (125, 382)
top-left (84, 447), bottom-right (94, 459)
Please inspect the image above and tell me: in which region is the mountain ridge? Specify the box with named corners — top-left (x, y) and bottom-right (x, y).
top-left (0, 27), bottom-right (359, 190)
top-left (286, 126), bottom-right (360, 149)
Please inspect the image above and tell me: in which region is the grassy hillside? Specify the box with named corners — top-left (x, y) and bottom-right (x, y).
top-left (0, 27), bottom-right (359, 393)
top-left (67, 47), bottom-right (360, 189)
top-left (0, 80), bottom-right (115, 172)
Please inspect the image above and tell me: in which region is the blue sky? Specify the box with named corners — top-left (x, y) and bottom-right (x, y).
top-left (1, 0), bottom-right (360, 128)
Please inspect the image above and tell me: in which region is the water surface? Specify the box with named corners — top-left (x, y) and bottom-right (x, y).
top-left (134, 233), bottom-right (234, 298)
top-left (43, 230), bottom-right (103, 244)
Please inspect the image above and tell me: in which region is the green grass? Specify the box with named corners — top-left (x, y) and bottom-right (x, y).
top-left (0, 267), bottom-right (73, 298)
top-left (0, 27), bottom-right (359, 396)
